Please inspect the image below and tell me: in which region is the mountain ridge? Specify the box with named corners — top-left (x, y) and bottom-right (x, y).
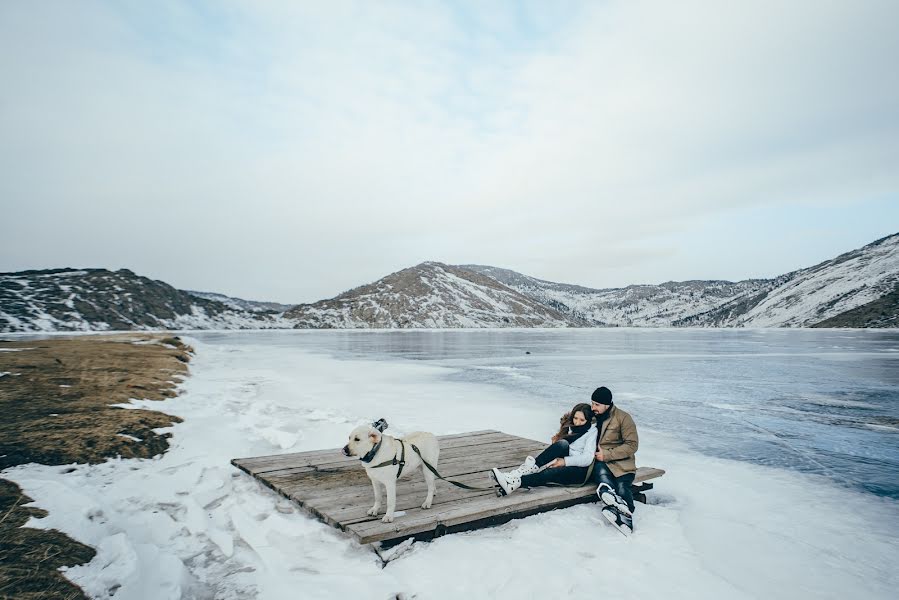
top-left (1, 233), bottom-right (897, 332)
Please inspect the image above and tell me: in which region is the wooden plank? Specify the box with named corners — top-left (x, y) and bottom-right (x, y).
top-left (286, 463), bottom-right (522, 522)
top-left (635, 467), bottom-right (665, 482)
top-left (232, 430), bottom-right (504, 469)
top-left (232, 430), bottom-right (527, 475)
top-left (260, 437), bottom-right (544, 484)
top-left (231, 431), bottom-right (665, 547)
top-left (349, 486), bottom-right (591, 544)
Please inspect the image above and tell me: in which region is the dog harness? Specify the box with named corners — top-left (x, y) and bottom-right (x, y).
top-left (364, 438), bottom-right (495, 491)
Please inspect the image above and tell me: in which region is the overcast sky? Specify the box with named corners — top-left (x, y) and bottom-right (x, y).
top-left (2, 1), bottom-right (897, 304)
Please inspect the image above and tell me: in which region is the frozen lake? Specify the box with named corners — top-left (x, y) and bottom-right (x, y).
top-left (5, 328), bottom-right (899, 599)
top-left (193, 328), bottom-right (899, 498)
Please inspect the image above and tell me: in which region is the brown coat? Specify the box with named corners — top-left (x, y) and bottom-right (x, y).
top-left (597, 405), bottom-right (639, 478)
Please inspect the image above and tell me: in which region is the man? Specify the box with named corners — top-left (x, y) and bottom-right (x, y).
top-left (590, 386), bottom-right (639, 535)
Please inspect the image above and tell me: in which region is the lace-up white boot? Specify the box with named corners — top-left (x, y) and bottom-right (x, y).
top-left (507, 455), bottom-right (540, 478)
top-left (491, 468), bottom-right (522, 496)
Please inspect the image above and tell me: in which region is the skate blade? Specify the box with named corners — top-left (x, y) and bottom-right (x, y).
top-left (601, 509), bottom-right (631, 537)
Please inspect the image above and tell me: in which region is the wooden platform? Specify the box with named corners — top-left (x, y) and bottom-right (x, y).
top-left (231, 430), bottom-right (664, 546)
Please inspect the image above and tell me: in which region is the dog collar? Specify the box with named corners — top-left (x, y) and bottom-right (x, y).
top-left (360, 439), bottom-right (383, 463)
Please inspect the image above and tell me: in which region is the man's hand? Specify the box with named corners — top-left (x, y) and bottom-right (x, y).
top-left (594, 448), bottom-right (604, 462)
top-left (548, 458), bottom-right (565, 468)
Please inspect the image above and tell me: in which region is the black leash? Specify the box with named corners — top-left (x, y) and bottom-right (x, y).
top-left (408, 443), bottom-right (497, 491)
top-left (365, 439), bottom-right (496, 491)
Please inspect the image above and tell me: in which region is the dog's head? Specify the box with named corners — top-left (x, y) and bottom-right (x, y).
top-left (342, 425), bottom-right (382, 458)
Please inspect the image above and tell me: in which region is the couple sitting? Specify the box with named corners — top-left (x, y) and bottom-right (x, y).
top-left (490, 386), bottom-right (639, 535)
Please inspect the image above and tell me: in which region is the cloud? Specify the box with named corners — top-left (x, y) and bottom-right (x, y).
top-left (1, 0), bottom-right (896, 301)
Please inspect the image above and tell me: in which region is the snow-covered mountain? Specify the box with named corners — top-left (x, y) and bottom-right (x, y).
top-left (462, 265), bottom-right (771, 327)
top-left (186, 290), bottom-right (293, 314)
top-left (722, 233), bottom-right (899, 327)
top-left (284, 262), bottom-right (584, 328)
top-left (464, 232), bottom-right (899, 328)
top-left (0, 269), bottom-right (291, 332)
top-left (2, 233), bottom-right (896, 332)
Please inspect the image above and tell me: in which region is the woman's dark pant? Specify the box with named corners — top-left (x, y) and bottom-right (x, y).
top-left (593, 461), bottom-right (636, 512)
top-left (521, 440), bottom-right (590, 488)
top-left (533, 440), bottom-right (570, 467)
top-left (521, 465), bottom-right (589, 488)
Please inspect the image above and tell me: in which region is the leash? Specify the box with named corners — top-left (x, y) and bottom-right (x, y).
top-left (408, 443), bottom-right (497, 491)
top-left (365, 438), bottom-right (496, 491)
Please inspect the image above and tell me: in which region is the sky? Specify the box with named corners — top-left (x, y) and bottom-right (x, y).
top-left (1, 0), bottom-right (897, 304)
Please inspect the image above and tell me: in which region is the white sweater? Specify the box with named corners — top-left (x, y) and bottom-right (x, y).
top-left (562, 425), bottom-right (598, 468)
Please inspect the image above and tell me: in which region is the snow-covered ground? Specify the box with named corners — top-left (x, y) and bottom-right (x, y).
top-left (4, 334), bottom-right (898, 599)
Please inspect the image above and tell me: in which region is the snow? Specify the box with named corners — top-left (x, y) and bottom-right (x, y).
top-left (3, 334), bottom-right (898, 599)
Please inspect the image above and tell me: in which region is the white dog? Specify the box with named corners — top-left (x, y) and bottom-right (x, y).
top-left (342, 424), bottom-right (440, 523)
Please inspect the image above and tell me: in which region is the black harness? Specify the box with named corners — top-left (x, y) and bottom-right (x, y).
top-left (362, 436), bottom-right (493, 491)
top-left (364, 437), bottom-right (409, 478)
top-left (359, 439), bottom-right (383, 464)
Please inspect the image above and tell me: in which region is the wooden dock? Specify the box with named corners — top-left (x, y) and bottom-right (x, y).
top-left (232, 430), bottom-right (664, 547)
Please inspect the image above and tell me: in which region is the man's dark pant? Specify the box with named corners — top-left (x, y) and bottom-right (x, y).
top-left (593, 461), bottom-right (636, 512)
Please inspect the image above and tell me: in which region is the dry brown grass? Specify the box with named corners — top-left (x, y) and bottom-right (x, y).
top-left (0, 333), bottom-right (192, 599)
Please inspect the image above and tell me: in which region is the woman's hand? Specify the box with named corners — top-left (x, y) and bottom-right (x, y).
top-left (548, 458), bottom-right (565, 469)
top-left (594, 448), bottom-right (604, 462)
top-left (551, 434), bottom-right (560, 444)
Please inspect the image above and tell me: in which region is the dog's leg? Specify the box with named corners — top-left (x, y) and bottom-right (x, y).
top-left (382, 481), bottom-right (397, 523)
top-left (367, 479), bottom-right (381, 517)
top-left (422, 466), bottom-right (435, 509)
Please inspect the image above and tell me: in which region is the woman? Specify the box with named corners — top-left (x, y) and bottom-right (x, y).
top-left (491, 403), bottom-right (597, 495)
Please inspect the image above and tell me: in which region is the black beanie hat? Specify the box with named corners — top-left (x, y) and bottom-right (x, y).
top-left (591, 386), bottom-right (613, 405)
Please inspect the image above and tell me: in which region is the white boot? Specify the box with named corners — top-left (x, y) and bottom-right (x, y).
top-left (491, 468), bottom-right (522, 496)
top-left (508, 455), bottom-right (540, 478)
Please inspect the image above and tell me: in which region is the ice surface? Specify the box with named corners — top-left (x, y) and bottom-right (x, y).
top-left (3, 331), bottom-right (898, 599)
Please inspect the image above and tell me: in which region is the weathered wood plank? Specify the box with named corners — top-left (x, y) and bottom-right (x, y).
top-left (232, 430), bottom-right (508, 471)
top-left (261, 438), bottom-right (544, 486)
top-left (231, 431), bottom-right (665, 547)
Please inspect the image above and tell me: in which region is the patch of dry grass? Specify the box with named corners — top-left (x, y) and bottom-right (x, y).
top-left (0, 334), bottom-right (192, 599)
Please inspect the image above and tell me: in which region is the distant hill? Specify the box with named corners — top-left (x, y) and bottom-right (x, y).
top-left (462, 265), bottom-right (770, 327)
top-left (465, 232), bottom-right (899, 328)
top-left (284, 262), bottom-right (585, 328)
top-left (0, 268), bottom-right (289, 332)
top-left (186, 290), bottom-right (293, 313)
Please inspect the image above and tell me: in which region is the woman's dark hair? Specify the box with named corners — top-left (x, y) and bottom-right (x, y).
top-left (554, 402), bottom-right (594, 443)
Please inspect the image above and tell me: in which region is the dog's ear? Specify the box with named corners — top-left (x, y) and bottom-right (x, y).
top-left (368, 428), bottom-right (381, 444)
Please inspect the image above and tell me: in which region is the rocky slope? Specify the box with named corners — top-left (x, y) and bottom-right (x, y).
top-left (0, 269), bottom-right (289, 332)
top-left (284, 262), bottom-right (584, 328)
top-left (725, 233), bottom-right (899, 327)
top-left (811, 284), bottom-right (899, 328)
top-left (186, 290), bottom-right (293, 313)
